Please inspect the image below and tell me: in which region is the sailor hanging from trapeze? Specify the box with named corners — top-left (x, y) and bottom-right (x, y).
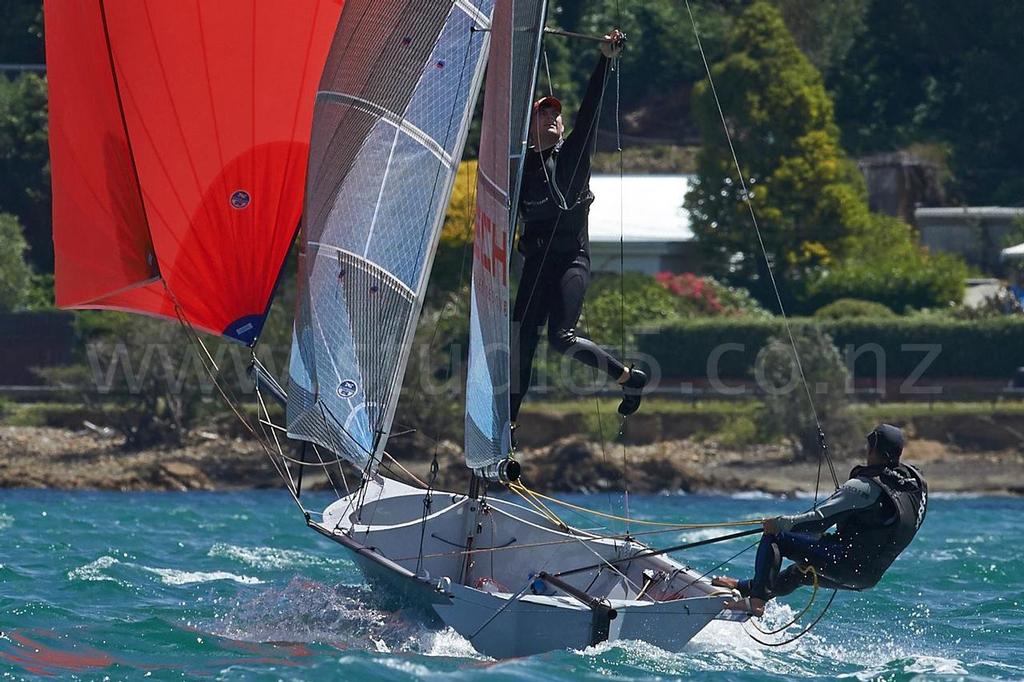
top-left (713, 424), bottom-right (929, 616)
top-left (510, 28), bottom-right (647, 444)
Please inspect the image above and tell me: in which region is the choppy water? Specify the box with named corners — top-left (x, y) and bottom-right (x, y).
top-left (1, 489), bottom-right (1021, 680)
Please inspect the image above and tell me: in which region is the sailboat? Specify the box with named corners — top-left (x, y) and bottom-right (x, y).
top-left (47, 0), bottom-right (752, 659)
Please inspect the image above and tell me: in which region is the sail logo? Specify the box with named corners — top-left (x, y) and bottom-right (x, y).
top-left (230, 190), bottom-right (251, 209)
top-left (337, 380), bottom-right (358, 398)
top-left (474, 208), bottom-right (507, 286)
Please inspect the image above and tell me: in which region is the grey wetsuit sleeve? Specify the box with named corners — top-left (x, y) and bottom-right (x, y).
top-left (776, 478), bottom-right (880, 534)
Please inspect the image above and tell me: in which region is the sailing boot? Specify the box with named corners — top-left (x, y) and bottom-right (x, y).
top-left (617, 367), bottom-right (648, 416)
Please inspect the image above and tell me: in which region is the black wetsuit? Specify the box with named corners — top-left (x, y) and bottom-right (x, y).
top-left (510, 55), bottom-right (625, 421)
top-left (739, 463), bottom-right (929, 600)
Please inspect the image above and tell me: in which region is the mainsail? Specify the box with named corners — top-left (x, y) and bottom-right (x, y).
top-left (287, 0), bottom-right (494, 470)
top-left (46, 0), bottom-right (343, 345)
top-left (464, 0), bottom-right (548, 469)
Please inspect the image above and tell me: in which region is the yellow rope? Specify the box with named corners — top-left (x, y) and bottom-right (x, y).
top-left (509, 482), bottom-right (568, 529)
top-left (512, 482), bottom-right (765, 530)
top-left (382, 451), bottom-right (429, 489)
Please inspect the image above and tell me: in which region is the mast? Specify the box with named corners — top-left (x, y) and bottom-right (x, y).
top-left (464, 0), bottom-right (549, 476)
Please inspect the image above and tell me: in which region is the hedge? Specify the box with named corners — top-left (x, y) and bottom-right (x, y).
top-left (636, 317), bottom-right (1024, 379)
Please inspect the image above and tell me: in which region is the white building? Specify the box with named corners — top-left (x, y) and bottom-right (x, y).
top-left (914, 206), bottom-right (1024, 275)
top-left (586, 174), bottom-right (697, 275)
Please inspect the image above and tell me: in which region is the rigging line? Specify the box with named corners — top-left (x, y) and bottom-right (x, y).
top-left (553, 527), bottom-right (762, 578)
top-left (509, 482), bottom-right (567, 529)
top-left (515, 482), bottom-right (646, 592)
top-left (394, 517), bottom-right (761, 563)
top-left (255, 383), bottom-right (300, 495)
top-left (510, 480), bottom-right (609, 532)
top-left (664, 539), bottom-right (761, 600)
top-left (745, 588), bottom-right (837, 647)
top-left (383, 451), bottom-right (429, 488)
top-left (577, 302), bottom-right (615, 518)
top-left (515, 482), bottom-right (764, 528)
top-left (167, 301), bottom-right (304, 513)
top-left (312, 444), bottom-right (350, 496)
top-left (542, 41), bottom-right (554, 96)
top-left (613, 50), bottom-right (631, 533)
top-left (681, 0), bottom-right (838, 490)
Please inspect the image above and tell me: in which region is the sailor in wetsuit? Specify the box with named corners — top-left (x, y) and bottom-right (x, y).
top-left (511, 29), bottom-right (647, 439)
top-left (714, 424), bottom-right (929, 616)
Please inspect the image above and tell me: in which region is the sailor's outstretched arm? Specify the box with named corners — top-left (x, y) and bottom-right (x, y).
top-left (774, 478), bottom-right (881, 534)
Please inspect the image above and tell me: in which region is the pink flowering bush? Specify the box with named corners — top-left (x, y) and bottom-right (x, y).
top-left (654, 272), bottom-right (769, 317)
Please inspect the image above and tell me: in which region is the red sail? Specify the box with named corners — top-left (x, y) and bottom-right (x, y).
top-left (46, 0), bottom-right (343, 344)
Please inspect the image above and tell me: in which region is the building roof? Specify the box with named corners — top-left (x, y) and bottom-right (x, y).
top-left (588, 174), bottom-right (694, 243)
top-left (915, 206), bottom-right (1024, 220)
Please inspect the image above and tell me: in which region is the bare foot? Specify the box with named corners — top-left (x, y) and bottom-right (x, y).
top-left (711, 576), bottom-right (739, 589)
top-left (724, 596), bottom-right (765, 617)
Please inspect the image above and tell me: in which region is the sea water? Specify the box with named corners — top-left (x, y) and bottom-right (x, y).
top-left (1, 489), bottom-right (1021, 680)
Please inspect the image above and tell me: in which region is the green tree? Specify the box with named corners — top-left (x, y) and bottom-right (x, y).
top-left (685, 2), bottom-right (867, 303)
top-left (686, 2), bottom-right (965, 312)
top-left (773, 0), bottom-right (868, 73)
top-left (0, 72), bottom-right (51, 272)
top-left (829, 0), bottom-right (1024, 204)
top-left (0, 212), bottom-right (33, 311)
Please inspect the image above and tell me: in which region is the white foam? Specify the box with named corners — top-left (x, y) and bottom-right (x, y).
top-left (0, 513), bottom-right (13, 531)
top-left (208, 543), bottom-right (346, 571)
top-left (677, 527), bottom-right (756, 543)
top-left (67, 556), bottom-right (121, 583)
top-left (727, 491), bottom-right (780, 500)
top-left (417, 627), bottom-right (485, 659)
top-left (142, 566), bottom-right (263, 586)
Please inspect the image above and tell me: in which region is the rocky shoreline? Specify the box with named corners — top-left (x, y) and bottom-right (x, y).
top-left (2, 426), bottom-right (1022, 496)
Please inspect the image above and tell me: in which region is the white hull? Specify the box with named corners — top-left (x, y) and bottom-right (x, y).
top-left (312, 476), bottom-right (744, 659)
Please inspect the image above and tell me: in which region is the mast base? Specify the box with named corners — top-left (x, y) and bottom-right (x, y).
top-left (473, 458), bottom-right (521, 485)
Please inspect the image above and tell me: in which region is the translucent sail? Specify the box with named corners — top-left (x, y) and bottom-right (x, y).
top-left (46, 0), bottom-right (343, 345)
top-left (464, 0), bottom-right (548, 469)
top-left (288, 0), bottom-right (494, 470)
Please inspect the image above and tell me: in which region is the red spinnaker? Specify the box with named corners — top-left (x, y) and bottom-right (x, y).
top-left (46, 0), bottom-right (344, 344)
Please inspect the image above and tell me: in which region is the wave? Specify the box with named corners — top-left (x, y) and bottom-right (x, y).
top-left (67, 556), bottom-right (122, 583)
top-left (0, 512), bottom-right (13, 531)
top-left (66, 555), bottom-right (261, 587)
top-left (141, 566), bottom-right (263, 586)
top-left (208, 543), bottom-right (349, 571)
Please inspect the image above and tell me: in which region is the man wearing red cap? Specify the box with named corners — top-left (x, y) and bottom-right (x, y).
top-left (510, 28), bottom-right (647, 440)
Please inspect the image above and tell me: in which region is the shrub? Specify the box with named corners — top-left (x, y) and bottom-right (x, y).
top-left (583, 272), bottom-right (683, 346)
top-left (814, 298), bottom-right (896, 319)
top-left (639, 316), bottom-right (1024, 380)
top-left (0, 212), bottom-right (33, 312)
top-left (755, 327), bottom-right (859, 458)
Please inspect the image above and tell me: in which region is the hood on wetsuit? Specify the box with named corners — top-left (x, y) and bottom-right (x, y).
top-left (868, 423), bottom-right (904, 464)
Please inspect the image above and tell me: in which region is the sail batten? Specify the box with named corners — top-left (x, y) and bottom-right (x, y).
top-left (464, 0), bottom-right (548, 469)
top-left (288, 0), bottom-right (494, 470)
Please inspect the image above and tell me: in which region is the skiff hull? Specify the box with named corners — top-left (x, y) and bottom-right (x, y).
top-left (313, 476), bottom-right (744, 658)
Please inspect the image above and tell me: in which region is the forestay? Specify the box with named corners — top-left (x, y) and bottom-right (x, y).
top-left (288, 0), bottom-right (493, 470)
top-left (464, 0), bottom-right (548, 469)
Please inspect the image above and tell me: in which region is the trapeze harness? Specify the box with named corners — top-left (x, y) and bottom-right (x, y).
top-left (510, 54), bottom-right (626, 421)
top-left (744, 463), bottom-right (928, 600)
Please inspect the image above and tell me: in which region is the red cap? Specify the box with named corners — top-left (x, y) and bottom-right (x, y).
top-left (533, 96), bottom-right (562, 113)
